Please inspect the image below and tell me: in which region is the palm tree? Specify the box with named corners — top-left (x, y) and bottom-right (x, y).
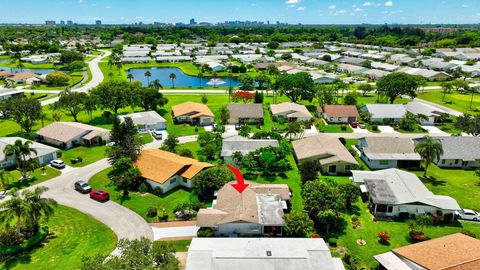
top-left (150, 79), bottom-right (163, 90)
top-left (414, 136), bottom-right (443, 177)
top-left (0, 191), bottom-right (29, 232)
top-left (169, 73), bottom-right (177, 88)
top-left (441, 82), bottom-right (453, 102)
top-left (0, 170), bottom-right (12, 195)
top-left (127, 73), bottom-right (134, 82)
top-left (285, 121), bottom-right (304, 141)
top-left (23, 186), bottom-right (57, 231)
top-left (3, 140), bottom-right (38, 180)
top-left (144, 70), bottom-right (152, 85)
top-left (198, 72), bottom-right (204, 88)
top-left (469, 86), bottom-right (478, 110)
top-left (16, 60), bottom-right (24, 72)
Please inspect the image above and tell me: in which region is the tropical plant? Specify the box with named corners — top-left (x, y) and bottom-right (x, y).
top-left (285, 121), bottom-right (304, 141)
top-left (144, 70), bottom-right (152, 85)
top-left (414, 136), bottom-right (443, 177)
top-left (127, 73), bottom-right (134, 82)
top-left (3, 139), bottom-right (38, 180)
top-left (169, 72), bottom-right (177, 88)
top-left (0, 170), bottom-right (12, 194)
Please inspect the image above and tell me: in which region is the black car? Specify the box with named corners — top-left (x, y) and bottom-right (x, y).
top-left (74, 180), bottom-right (92, 194)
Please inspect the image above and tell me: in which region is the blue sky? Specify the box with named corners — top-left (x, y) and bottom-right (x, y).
top-left (1, 0), bottom-right (480, 24)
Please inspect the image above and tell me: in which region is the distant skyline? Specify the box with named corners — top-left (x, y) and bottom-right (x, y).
top-left (1, 0), bottom-right (480, 25)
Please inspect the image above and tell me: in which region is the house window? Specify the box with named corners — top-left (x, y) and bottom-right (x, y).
top-left (376, 204), bottom-right (388, 213)
top-left (455, 159), bottom-right (459, 164)
top-left (441, 159), bottom-right (445, 164)
top-left (379, 160), bottom-right (389, 165)
top-left (170, 178), bottom-right (177, 184)
top-left (387, 206), bottom-right (393, 213)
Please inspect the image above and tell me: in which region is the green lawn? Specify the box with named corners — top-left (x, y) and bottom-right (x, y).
top-left (163, 240), bottom-right (192, 252)
top-left (59, 146), bottom-right (107, 167)
top-left (28, 72), bottom-right (84, 90)
top-left (319, 124), bottom-right (353, 133)
top-left (0, 61), bottom-right (56, 69)
top-left (417, 91), bottom-right (480, 113)
top-left (1, 205), bottom-right (117, 270)
top-left (177, 141), bottom-right (203, 159)
top-left (138, 133), bottom-right (154, 145)
top-left (88, 168), bottom-right (197, 222)
top-left (7, 166), bottom-right (61, 190)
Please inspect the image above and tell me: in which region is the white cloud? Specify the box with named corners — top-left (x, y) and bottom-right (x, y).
top-left (462, 4), bottom-right (469, 8)
top-left (363, 2), bottom-right (372, 6)
top-left (297, 6), bottom-right (305, 10)
top-left (105, 5), bottom-right (111, 8)
top-left (328, 4), bottom-right (336, 9)
top-left (79, 0), bottom-right (83, 3)
top-left (385, 1), bottom-right (393, 6)
top-left (355, 8), bottom-right (363, 11)
top-left (338, 9), bottom-right (347, 13)
top-left (352, 4), bottom-right (357, 8)
top-left (285, 0), bottom-right (300, 3)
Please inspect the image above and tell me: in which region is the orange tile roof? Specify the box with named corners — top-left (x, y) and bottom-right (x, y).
top-left (135, 149), bottom-right (213, 184)
top-left (171, 102), bottom-right (214, 118)
top-left (6, 72), bottom-right (38, 81)
top-left (393, 233), bottom-right (480, 270)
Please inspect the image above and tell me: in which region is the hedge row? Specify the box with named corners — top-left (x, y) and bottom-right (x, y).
top-left (0, 226), bottom-right (49, 258)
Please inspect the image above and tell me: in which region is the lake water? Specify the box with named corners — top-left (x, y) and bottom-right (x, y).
top-left (0, 67), bottom-right (54, 75)
top-left (126, 67), bottom-right (241, 88)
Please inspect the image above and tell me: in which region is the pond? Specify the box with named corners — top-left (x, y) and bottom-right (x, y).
top-left (0, 66), bottom-right (55, 75)
top-left (126, 67), bottom-right (241, 88)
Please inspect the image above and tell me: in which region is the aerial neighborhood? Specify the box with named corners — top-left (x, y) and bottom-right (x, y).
top-left (1, 6), bottom-right (480, 270)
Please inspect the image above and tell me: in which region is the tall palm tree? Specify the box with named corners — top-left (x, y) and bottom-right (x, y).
top-left (23, 186), bottom-right (57, 231)
top-left (3, 140), bottom-right (38, 180)
top-left (169, 73), bottom-right (177, 88)
top-left (414, 136), bottom-right (443, 177)
top-left (285, 121), bottom-right (304, 141)
top-left (150, 79), bottom-right (163, 90)
top-left (127, 73), bottom-right (134, 82)
top-left (469, 86), bottom-right (478, 110)
top-left (144, 70), bottom-right (152, 85)
top-left (0, 191), bottom-right (29, 232)
top-left (198, 72), bottom-right (204, 88)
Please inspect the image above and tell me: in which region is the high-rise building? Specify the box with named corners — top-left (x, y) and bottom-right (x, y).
top-left (189, 18), bottom-right (196, 25)
top-left (60, 20), bottom-right (65, 25)
top-left (45, 20), bottom-right (56, 26)
top-left (95, 20), bottom-right (102, 25)
top-left (67, 20), bottom-right (73, 25)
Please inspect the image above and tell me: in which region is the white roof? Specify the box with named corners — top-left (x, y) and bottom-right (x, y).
top-left (118, 111), bottom-right (166, 126)
top-left (365, 104), bottom-right (406, 119)
top-left (0, 137), bottom-right (58, 161)
top-left (186, 238), bottom-right (345, 270)
top-left (221, 136), bottom-right (279, 157)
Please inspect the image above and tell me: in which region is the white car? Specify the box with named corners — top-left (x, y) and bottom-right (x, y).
top-left (152, 130), bottom-right (163, 140)
top-left (50, 160), bottom-right (66, 169)
top-left (456, 209), bottom-right (480, 221)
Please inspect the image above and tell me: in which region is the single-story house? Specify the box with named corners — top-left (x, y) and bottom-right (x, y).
top-left (186, 238), bottom-right (345, 270)
top-left (374, 233), bottom-right (480, 270)
top-left (207, 61), bottom-right (226, 72)
top-left (338, 56), bottom-right (367, 66)
top-left (434, 137), bottom-right (480, 168)
top-left (351, 168), bottom-right (460, 221)
top-left (270, 102), bottom-right (312, 122)
top-left (221, 135), bottom-right (279, 163)
top-left (0, 137), bottom-right (58, 169)
top-left (171, 102), bottom-right (215, 126)
top-left (337, 64), bottom-right (368, 75)
top-left (37, 122), bottom-right (110, 149)
top-left (404, 101), bottom-right (450, 125)
top-left (362, 104), bottom-right (407, 123)
top-left (6, 72), bottom-right (39, 83)
top-left (0, 88), bottom-right (24, 101)
top-left (118, 111), bottom-right (166, 133)
top-left (155, 56), bottom-right (191, 63)
top-left (0, 71), bottom-right (13, 79)
top-left (358, 137), bottom-right (421, 170)
top-left (397, 67), bottom-right (450, 81)
top-left (196, 181), bottom-right (291, 237)
top-left (317, 105), bottom-right (360, 124)
top-left (135, 149), bottom-right (213, 193)
top-left (292, 134), bottom-right (358, 175)
top-left (120, 57), bottom-right (151, 63)
top-left (227, 104), bottom-right (264, 125)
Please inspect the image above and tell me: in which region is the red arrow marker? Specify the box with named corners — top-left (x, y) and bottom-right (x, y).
top-left (227, 165), bottom-right (249, 193)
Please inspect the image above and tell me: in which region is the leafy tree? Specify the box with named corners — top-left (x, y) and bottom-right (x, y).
top-left (150, 79), bottom-right (163, 90)
top-left (284, 211), bottom-right (314, 237)
top-left (254, 91), bottom-right (264, 104)
top-left (376, 72), bottom-right (418, 104)
top-left (343, 92), bottom-right (357, 105)
top-left (238, 74), bottom-right (255, 90)
top-left (219, 106), bottom-right (230, 125)
top-left (178, 148), bottom-right (194, 158)
top-left (299, 161), bottom-right (318, 184)
top-left (90, 80), bottom-right (134, 115)
top-left (258, 150), bottom-right (277, 173)
top-left (202, 143), bottom-right (217, 160)
top-left (414, 136), bottom-right (443, 177)
top-left (238, 125), bottom-right (251, 137)
top-left (455, 114), bottom-right (480, 137)
top-left (108, 157), bottom-right (143, 197)
top-left (3, 139), bottom-right (37, 180)
top-left (338, 183), bottom-right (361, 211)
top-left (8, 97), bottom-right (42, 134)
top-left (132, 86), bottom-right (168, 111)
top-left (81, 238), bottom-right (180, 270)
top-left (107, 117), bottom-right (143, 163)
top-left (441, 81), bottom-right (454, 102)
top-left (315, 84), bottom-right (336, 107)
top-left (285, 121), bottom-right (303, 141)
top-left (357, 83), bottom-right (373, 96)
top-left (193, 166), bottom-right (234, 200)
top-left (46, 71), bottom-right (70, 86)
top-left (317, 209), bottom-right (342, 235)
top-left (84, 95), bottom-right (97, 121)
top-left (302, 180), bottom-right (342, 226)
top-left (267, 41), bottom-right (279, 49)
top-left (255, 74), bottom-right (271, 90)
top-left (60, 49), bottom-right (84, 64)
top-left (162, 135), bottom-right (179, 152)
top-left (233, 91), bottom-right (254, 103)
top-left (274, 72), bottom-right (315, 102)
top-left (56, 90), bottom-right (87, 122)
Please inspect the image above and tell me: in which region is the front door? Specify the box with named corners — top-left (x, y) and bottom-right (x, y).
top-left (328, 165), bottom-right (337, 174)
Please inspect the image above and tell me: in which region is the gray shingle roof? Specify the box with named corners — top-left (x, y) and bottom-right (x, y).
top-left (365, 104), bottom-right (406, 119)
top-left (359, 137), bottom-right (421, 161)
top-left (437, 136), bottom-right (480, 161)
top-left (119, 111), bottom-right (166, 126)
top-left (221, 136), bottom-right (279, 157)
top-left (227, 104), bottom-right (264, 119)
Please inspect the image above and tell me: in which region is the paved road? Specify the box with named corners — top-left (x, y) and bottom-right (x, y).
top-left (309, 131), bottom-right (452, 139)
top-left (413, 97), bottom-right (463, 117)
top-left (31, 158), bottom-right (154, 242)
top-left (40, 50), bottom-right (111, 106)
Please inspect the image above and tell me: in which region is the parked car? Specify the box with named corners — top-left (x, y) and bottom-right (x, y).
top-left (152, 130), bottom-right (163, 140)
top-left (235, 123), bottom-right (243, 130)
top-left (350, 122), bottom-right (358, 128)
top-left (50, 160), bottom-right (66, 169)
top-left (358, 123), bottom-right (366, 129)
top-left (74, 180), bottom-right (92, 194)
top-left (456, 209), bottom-right (480, 221)
top-left (89, 190), bottom-right (110, 202)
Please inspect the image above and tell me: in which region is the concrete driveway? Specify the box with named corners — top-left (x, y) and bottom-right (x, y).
top-left (421, 125), bottom-right (447, 135)
top-left (32, 159), bottom-right (153, 242)
top-left (151, 221), bottom-right (198, 241)
top-left (377, 125), bottom-right (398, 133)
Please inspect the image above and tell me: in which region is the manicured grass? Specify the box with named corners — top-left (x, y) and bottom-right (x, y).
top-left (319, 124), bottom-right (353, 133)
top-left (138, 133), bottom-right (154, 145)
top-left (59, 145), bottom-right (107, 167)
top-left (0, 61), bottom-right (56, 69)
top-left (177, 141), bottom-right (203, 159)
top-left (396, 124), bottom-right (427, 134)
top-left (1, 205), bottom-right (117, 270)
top-left (417, 91), bottom-right (480, 113)
top-left (88, 168), bottom-right (197, 222)
top-left (28, 72), bottom-right (84, 90)
top-left (163, 239), bottom-right (192, 252)
top-left (7, 166), bottom-right (61, 190)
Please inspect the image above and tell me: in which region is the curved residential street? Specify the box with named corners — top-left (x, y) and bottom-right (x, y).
top-left (31, 158), bottom-right (154, 242)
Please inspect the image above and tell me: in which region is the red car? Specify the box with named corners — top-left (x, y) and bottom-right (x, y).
top-left (89, 190), bottom-right (110, 202)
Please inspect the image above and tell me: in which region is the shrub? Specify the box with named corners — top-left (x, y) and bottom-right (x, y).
top-left (371, 123), bottom-right (378, 131)
top-left (56, 151), bottom-right (63, 158)
top-left (146, 207), bottom-right (157, 218)
top-left (340, 124), bottom-right (347, 131)
top-left (328, 238), bottom-right (337, 247)
top-left (377, 231), bottom-right (390, 245)
top-left (0, 226), bottom-right (49, 258)
top-left (138, 182), bottom-right (150, 193)
top-left (153, 187), bottom-right (163, 196)
top-left (197, 227), bottom-right (214, 237)
top-left (175, 209), bottom-right (197, 220)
